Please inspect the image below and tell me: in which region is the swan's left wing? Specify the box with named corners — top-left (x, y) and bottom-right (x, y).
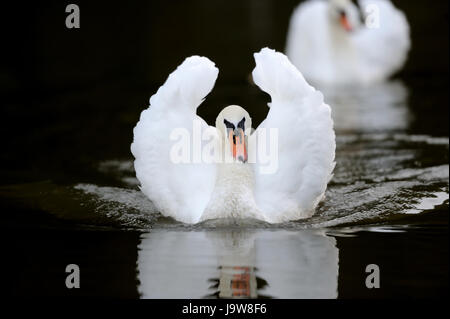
top-left (251, 48), bottom-right (335, 223)
top-left (131, 56), bottom-right (219, 223)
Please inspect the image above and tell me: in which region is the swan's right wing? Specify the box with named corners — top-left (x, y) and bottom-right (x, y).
top-left (251, 48), bottom-right (336, 223)
top-left (131, 56), bottom-right (219, 223)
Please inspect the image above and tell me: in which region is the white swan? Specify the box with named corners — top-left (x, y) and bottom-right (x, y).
top-left (286, 0), bottom-right (410, 86)
top-left (131, 48), bottom-right (335, 224)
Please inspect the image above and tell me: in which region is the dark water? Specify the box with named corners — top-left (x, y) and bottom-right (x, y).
top-left (1, 1), bottom-right (448, 298)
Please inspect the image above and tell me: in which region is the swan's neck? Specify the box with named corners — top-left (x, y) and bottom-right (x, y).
top-left (328, 22), bottom-right (353, 53)
top-left (216, 162), bottom-right (254, 191)
top-left (201, 163), bottom-right (258, 221)
top-left (327, 21), bottom-right (360, 81)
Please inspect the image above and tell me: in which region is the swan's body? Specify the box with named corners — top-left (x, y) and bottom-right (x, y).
top-left (131, 48), bottom-right (335, 224)
top-left (286, 0), bottom-right (410, 86)
top-left (202, 162), bottom-right (259, 221)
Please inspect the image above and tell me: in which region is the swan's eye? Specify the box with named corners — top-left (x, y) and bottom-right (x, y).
top-left (224, 119), bottom-right (235, 130)
top-left (237, 117), bottom-right (245, 130)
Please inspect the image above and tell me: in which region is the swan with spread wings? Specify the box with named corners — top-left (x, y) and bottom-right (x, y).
top-left (131, 48), bottom-right (335, 224)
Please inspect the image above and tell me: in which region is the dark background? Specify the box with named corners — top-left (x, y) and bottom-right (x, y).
top-left (0, 0), bottom-right (448, 187)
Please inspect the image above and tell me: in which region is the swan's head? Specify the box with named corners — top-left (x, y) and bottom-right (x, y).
top-left (328, 0), bottom-right (363, 33)
top-left (215, 105), bottom-right (252, 163)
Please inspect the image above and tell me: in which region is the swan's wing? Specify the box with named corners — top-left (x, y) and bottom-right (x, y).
top-left (251, 48), bottom-right (335, 223)
top-left (355, 0), bottom-right (410, 80)
top-left (131, 56), bottom-right (219, 223)
top-left (285, 0), bottom-right (331, 83)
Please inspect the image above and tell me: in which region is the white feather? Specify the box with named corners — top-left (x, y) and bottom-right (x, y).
top-left (131, 56), bottom-right (219, 223)
top-left (252, 48), bottom-right (336, 223)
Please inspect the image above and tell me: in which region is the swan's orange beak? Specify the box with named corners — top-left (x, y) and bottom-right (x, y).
top-left (228, 129), bottom-right (247, 163)
top-left (340, 15), bottom-right (352, 32)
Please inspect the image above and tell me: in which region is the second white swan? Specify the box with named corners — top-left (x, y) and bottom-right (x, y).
top-left (286, 0), bottom-right (410, 86)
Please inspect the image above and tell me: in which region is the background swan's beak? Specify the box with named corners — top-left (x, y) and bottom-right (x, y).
top-left (228, 129), bottom-right (248, 163)
top-left (340, 15), bottom-right (352, 32)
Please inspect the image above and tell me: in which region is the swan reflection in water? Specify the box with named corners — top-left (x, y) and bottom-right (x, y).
top-left (137, 228), bottom-right (338, 298)
top-left (322, 80), bottom-right (410, 133)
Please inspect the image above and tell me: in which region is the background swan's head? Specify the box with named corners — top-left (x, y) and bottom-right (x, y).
top-left (215, 105), bottom-right (252, 163)
top-left (328, 0), bottom-right (363, 32)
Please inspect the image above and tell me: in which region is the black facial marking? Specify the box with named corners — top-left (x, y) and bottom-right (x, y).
top-left (349, 0), bottom-right (365, 24)
top-left (224, 119), bottom-right (235, 130)
top-left (237, 117), bottom-right (246, 130)
top-left (350, 0), bottom-right (360, 10)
